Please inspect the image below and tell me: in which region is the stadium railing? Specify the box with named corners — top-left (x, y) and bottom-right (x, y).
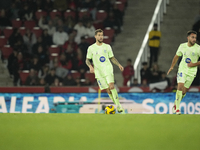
top-left (133, 0), bottom-right (170, 83)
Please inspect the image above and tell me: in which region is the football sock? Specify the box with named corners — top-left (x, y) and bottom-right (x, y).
top-left (110, 88), bottom-right (120, 107)
top-left (176, 90), bottom-right (182, 110)
top-left (108, 94), bottom-right (116, 104)
top-left (174, 94), bottom-right (186, 105)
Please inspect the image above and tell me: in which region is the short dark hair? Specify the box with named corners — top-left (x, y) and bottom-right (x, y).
top-left (154, 23), bottom-right (158, 27)
top-left (187, 30), bottom-right (197, 37)
top-left (95, 29), bottom-right (103, 35)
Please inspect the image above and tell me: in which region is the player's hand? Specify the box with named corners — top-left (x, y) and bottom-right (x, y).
top-left (187, 61), bottom-right (194, 67)
top-left (118, 64), bottom-right (124, 72)
top-left (89, 66), bottom-right (94, 73)
top-left (167, 67), bottom-right (173, 75)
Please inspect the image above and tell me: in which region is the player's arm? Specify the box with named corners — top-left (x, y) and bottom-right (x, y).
top-left (85, 58), bottom-right (94, 73)
top-left (187, 60), bottom-right (200, 67)
top-left (167, 54), bottom-right (179, 75)
top-left (110, 57), bottom-right (124, 71)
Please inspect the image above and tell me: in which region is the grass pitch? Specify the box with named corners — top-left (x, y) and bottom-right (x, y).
top-left (0, 114), bottom-right (200, 150)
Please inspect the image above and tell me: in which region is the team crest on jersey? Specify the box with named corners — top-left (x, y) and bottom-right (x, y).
top-left (104, 50), bottom-right (107, 53)
top-left (99, 56), bottom-right (106, 62)
top-left (185, 58), bottom-right (191, 63)
top-left (192, 52), bottom-right (195, 56)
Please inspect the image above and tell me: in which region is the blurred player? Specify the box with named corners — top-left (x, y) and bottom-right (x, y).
top-left (85, 29), bottom-right (125, 113)
top-left (167, 30), bottom-right (200, 115)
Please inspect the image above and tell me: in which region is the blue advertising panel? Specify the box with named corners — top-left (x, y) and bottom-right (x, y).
top-left (0, 93), bottom-right (200, 114)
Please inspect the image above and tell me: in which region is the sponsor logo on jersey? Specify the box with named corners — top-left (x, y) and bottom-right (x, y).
top-left (185, 58), bottom-right (191, 63)
top-left (99, 56), bottom-right (106, 62)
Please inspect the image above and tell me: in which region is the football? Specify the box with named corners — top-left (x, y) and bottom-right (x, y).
top-left (105, 105), bottom-right (116, 114)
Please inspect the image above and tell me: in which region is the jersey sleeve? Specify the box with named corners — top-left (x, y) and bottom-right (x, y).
top-left (176, 44), bottom-right (182, 56)
top-left (86, 46), bottom-right (92, 59)
top-left (108, 45), bottom-right (114, 58)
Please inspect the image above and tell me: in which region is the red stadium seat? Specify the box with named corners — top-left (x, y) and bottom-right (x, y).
top-left (103, 36), bottom-right (112, 44)
top-left (11, 19), bottom-right (22, 28)
top-left (50, 10), bottom-right (61, 19)
top-left (24, 20), bottom-right (36, 30)
top-left (96, 10), bottom-right (107, 21)
top-left (71, 71), bottom-right (81, 79)
top-left (79, 9), bottom-right (89, 19)
top-left (32, 27), bottom-right (42, 38)
top-left (0, 36), bottom-right (7, 48)
top-left (1, 45), bottom-right (13, 59)
top-left (3, 27), bottom-right (13, 38)
top-left (115, 1), bottom-right (125, 12)
top-left (85, 72), bottom-right (96, 84)
top-left (19, 27), bottom-right (26, 36)
top-left (49, 45), bottom-right (60, 55)
top-left (49, 53), bottom-right (59, 60)
top-left (19, 70), bottom-right (30, 85)
top-left (35, 10), bottom-right (47, 20)
top-left (85, 37), bottom-right (95, 45)
top-left (103, 27), bottom-right (115, 39)
top-left (64, 10), bottom-right (76, 19)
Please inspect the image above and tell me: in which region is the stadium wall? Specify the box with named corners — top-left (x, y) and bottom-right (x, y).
top-left (0, 92), bottom-right (200, 114)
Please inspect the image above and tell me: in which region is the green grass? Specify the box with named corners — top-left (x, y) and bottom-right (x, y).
top-left (0, 114), bottom-right (200, 150)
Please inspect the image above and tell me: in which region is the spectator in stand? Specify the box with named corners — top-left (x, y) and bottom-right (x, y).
top-left (42, 29), bottom-right (53, 48)
top-left (62, 36), bottom-right (78, 55)
top-left (10, 2), bottom-right (20, 19)
top-left (141, 79), bottom-right (148, 87)
top-left (38, 17), bottom-right (56, 36)
top-left (97, 0), bottom-right (111, 12)
top-left (150, 63), bottom-right (161, 83)
top-left (9, 28), bottom-right (23, 48)
top-left (148, 23), bottom-right (161, 68)
top-left (53, 26), bottom-right (69, 46)
top-left (52, 78), bottom-right (62, 86)
top-left (78, 36), bottom-right (90, 59)
top-left (72, 49), bottom-right (87, 70)
top-left (131, 78), bottom-right (140, 87)
top-left (7, 49), bottom-right (18, 78)
top-left (75, 77), bottom-right (81, 87)
top-left (82, 78), bottom-right (92, 86)
top-left (63, 74), bottom-right (77, 86)
top-left (74, 20), bottom-right (87, 44)
top-left (64, 16), bottom-right (76, 33)
top-left (59, 53), bottom-right (72, 70)
top-left (12, 52), bottom-right (24, 86)
top-left (159, 71), bottom-right (171, 87)
top-left (0, 9), bottom-right (11, 30)
top-left (104, 11), bottom-right (121, 32)
top-left (62, 40), bottom-right (77, 60)
top-left (85, 21), bottom-right (95, 37)
top-left (112, 3), bottom-right (124, 27)
top-left (18, 4), bottom-right (34, 21)
top-left (30, 56), bottom-right (41, 72)
top-left (23, 28), bottom-right (37, 53)
top-left (122, 59), bottom-right (134, 86)
top-left (80, 0), bottom-right (96, 20)
top-left (56, 19), bottom-right (69, 33)
top-left (42, 0), bottom-right (54, 13)
top-left (45, 68), bottom-right (59, 86)
top-left (32, 37), bottom-right (47, 55)
top-left (38, 78), bottom-right (46, 86)
top-left (25, 69), bottom-right (39, 86)
top-left (140, 62), bottom-right (151, 83)
top-left (35, 45), bottom-right (49, 66)
top-left (38, 65), bottom-right (49, 79)
top-left (53, 61), bottom-right (68, 79)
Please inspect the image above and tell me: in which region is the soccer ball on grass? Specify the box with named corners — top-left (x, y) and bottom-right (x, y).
top-left (105, 105), bottom-right (115, 114)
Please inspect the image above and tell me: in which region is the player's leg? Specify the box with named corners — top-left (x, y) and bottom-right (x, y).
top-left (108, 82), bottom-right (124, 112)
top-left (175, 83), bottom-right (184, 115)
top-left (106, 88), bottom-right (116, 104)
